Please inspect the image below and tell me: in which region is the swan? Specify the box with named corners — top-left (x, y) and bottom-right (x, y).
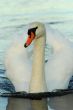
top-left (5, 22), bottom-right (73, 93)
top-left (5, 22), bottom-right (73, 110)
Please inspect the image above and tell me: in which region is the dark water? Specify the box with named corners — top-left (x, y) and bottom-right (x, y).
top-left (0, 70), bottom-right (15, 110)
top-left (0, 69), bottom-right (73, 110)
top-left (0, 69), bottom-right (15, 93)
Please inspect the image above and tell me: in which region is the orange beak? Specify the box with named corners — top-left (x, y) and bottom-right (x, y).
top-left (24, 32), bottom-right (35, 48)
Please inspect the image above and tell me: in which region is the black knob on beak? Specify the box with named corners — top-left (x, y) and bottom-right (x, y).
top-left (24, 43), bottom-right (28, 48)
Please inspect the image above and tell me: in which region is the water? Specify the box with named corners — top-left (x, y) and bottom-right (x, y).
top-left (0, 0), bottom-right (73, 109)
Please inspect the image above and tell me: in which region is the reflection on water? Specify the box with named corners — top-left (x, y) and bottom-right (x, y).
top-left (7, 98), bottom-right (32, 110)
top-left (6, 98), bottom-right (48, 110)
top-left (49, 94), bottom-right (73, 110)
top-left (6, 94), bottom-right (73, 110)
top-left (30, 99), bottom-right (48, 110)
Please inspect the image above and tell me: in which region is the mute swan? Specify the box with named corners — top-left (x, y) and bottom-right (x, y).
top-left (5, 22), bottom-right (73, 93)
top-left (5, 22), bottom-right (73, 110)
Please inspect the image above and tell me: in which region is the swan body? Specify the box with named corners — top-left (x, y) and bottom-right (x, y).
top-left (5, 22), bottom-right (73, 93)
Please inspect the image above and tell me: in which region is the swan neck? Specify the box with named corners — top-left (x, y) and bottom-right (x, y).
top-left (29, 34), bottom-right (47, 93)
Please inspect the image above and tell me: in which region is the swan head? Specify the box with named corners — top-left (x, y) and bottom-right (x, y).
top-left (24, 22), bottom-right (46, 48)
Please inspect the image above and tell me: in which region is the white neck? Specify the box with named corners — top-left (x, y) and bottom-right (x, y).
top-left (29, 34), bottom-right (47, 93)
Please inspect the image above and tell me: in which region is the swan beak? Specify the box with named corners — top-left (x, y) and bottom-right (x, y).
top-left (24, 32), bottom-right (35, 48)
